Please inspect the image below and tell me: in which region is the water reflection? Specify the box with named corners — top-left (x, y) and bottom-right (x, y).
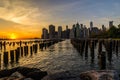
top-left (0, 39), bottom-right (61, 70)
top-left (0, 39), bottom-right (120, 73)
top-left (71, 39), bottom-right (120, 70)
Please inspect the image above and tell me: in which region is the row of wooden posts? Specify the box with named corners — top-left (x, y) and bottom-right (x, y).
top-left (71, 39), bottom-right (120, 70)
top-left (0, 39), bottom-right (63, 68)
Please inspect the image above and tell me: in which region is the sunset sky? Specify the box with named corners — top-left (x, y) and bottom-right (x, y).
top-left (0, 0), bottom-right (120, 39)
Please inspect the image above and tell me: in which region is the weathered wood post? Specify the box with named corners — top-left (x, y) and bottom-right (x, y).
top-left (0, 53), bottom-right (1, 68)
top-left (80, 40), bottom-right (85, 56)
top-left (17, 47), bottom-right (20, 57)
top-left (44, 42), bottom-right (47, 49)
top-left (24, 46), bottom-right (28, 56)
top-left (15, 49), bottom-right (19, 63)
top-left (98, 40), bottom-right (102, 55)
top-left (99, 51), bottom-right (106, 70)
top-left (3, 41), bottom-right (6, 51)
top-left (3, 52), bottom-right (9, 65)
top-left (0, 41), bottom-right (2, 50)
top-left (30, 46), bottom-right (33, 56)
top-left (26, 46), bottom-right (28, 55)
top-left (115, 40), bottom-right (118, 56)
top-left (13, 42), bottom-right (15, 46)
top-left (21, 47), bottom-right (23, 57)
top-left (112, 40), bottom-right (115, 51)
top-left (85, 40), bottom-right (88, 59)
top-left (107, 40), bottom-right (112, 64)
top-left (90, 40), bottom-right (95, 61)
top-left (10, 50), bottom-right (14, 63)
top-left (33, 44), bottom-right (37, 53)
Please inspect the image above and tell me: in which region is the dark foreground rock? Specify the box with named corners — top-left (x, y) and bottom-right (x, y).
top-left (0, 67), bottom-right (47, 80)
top-left (0, 67), bottom-right (119, 80)
top-left (42, 70), bottom-right (119, 80)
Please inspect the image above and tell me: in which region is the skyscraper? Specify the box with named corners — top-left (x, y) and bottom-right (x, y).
top-left (109, 21), bottom-right (113, 28)
top-left (72, 24), bottom-right (76, 38)
top-left (58, 26), bottom-right (62, 39)
top-left (76, 23), bottom-right (80, 38)
top-left (66, 25), bottom-right (70, 39)
top-left (42, 28), bottom-right (48, 39)
top-left (66, 25), bottom-right (68, 30)
top-left (90, 21), bottom-right (93, 31)
top-left (49, 25), bottom-right (55, 39)
top-left (102, 25), bottom-right (106, 31)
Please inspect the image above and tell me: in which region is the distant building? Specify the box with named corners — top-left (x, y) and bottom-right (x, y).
top-left (42, 28), bottom-right (48, 39)
top-left (66, 25), bottom-right (68, 30)
top-left (76, 23), bottom-right (80, 38)
top-left (62, 30), bottom-right (66, 39)
top-left (49, 25), bottom-right (55, 39)
top-left (66, 25), bottom-right (70, 39)
top-left (80, 24), bottom-right (83, 29)
top-left (109, 21), bottom-right (113, 28)
top-left (83, 25), bottom-right (89, 38)
top-left (58, 26), bottom-right (62, 39)
top-left (70, 29), bottom-right (74, 39)
top-left (90, 21), bottom-right (93, 31)
top-left (102, 25), bottom-right (106, 31)
top-left (91, 27), bottom-right (100, 34)
top-left (72, 24), bottom-right (76, 38)
top-left (55, 31), bottom-right (58, 39)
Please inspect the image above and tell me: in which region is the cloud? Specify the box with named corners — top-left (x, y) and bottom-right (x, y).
top-left (0, 0), bottom-right (42, 25)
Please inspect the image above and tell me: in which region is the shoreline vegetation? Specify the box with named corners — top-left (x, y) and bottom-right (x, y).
top-left (90, 25), bottom-right (120, 39)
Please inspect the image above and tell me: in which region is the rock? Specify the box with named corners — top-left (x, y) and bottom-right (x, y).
top-left (10, 71), bottom-right (24, 78)
top-left (14, 67), bottom-right (40, 76)
top-left (42, 71), bottom-right (81, 80)
top-left (80, 70), bottom-right (119, 80)
top-left (80, 70), bottom-right (98, 80)
top-left (0, 77), bottom-right (8, 80)
top-left (26, 71), bottom-right (47, 80)
top-left (0, 67), bottom-right (47, 80)
top-left (0, 69), bottom-right (16, 78)
top-left (24, 78), bottom-right (34, 80)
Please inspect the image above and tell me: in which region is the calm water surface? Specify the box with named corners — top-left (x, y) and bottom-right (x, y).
top-left (0, 40), bottom-right (120, 73)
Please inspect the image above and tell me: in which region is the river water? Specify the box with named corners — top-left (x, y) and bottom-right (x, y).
top-left (0, 39), bottom-right (120, 73)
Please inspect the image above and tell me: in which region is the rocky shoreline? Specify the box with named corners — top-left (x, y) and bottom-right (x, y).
top-left (0, 67), bottom-right (119, 80)
top-left (0, 67), bottom-right (47, 80)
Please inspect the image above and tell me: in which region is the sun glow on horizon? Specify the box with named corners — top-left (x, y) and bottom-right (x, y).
top-left (10, 33), bottom-right (17, 39)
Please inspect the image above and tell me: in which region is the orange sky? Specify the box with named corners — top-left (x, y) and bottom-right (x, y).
top-left (0, 0), bottom-right (120, 39)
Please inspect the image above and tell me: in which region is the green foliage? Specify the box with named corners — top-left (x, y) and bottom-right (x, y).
top-left (92, 24), bottom-right (120, 38)
top-left (108, 26), bottom-right (118, 38)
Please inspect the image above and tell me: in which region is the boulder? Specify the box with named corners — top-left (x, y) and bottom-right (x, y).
top-left (0, 67), bottom-right (47, 80)
top-left (80, 70), bottom-right (119, 80)
top-left (10, 71), bottom-right (24, 78)
top-left (26, 71), bottom-right (47, 80)
top-left (24, 78), bottom-right (34, 80)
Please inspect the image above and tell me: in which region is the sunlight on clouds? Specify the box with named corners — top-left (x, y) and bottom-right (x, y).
top-left (0, 0), bottom-right (42, 25)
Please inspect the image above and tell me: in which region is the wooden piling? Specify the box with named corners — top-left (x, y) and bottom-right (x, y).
top-left (10, 50), bottom-right (14, 63)
top-left (21, 47), bottom-right (23, 57)
top-left (24, 46), bottom-right (28, 56)
top-left (85, 40), bottom-right (88, 59)
top-left (99, 51), bottom-right (106, 70)
top-left (3, 52), bottom-right (9, 65)
top-left (15, 49), bottom-right (19, 63)
top-left (98, 40), bottom-right (102, 55)
top-left (90, 40), bottom-right (95, 60)
top-left (115, 40), bottom-right (118, 56)
top-left (107, 40), bottom-right (112, 64)
top-left (30, 46), bottom-right (33, 56)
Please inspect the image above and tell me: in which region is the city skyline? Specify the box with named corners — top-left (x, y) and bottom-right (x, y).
top-left (0, 0), bottom-right (120, 39)
top-left (42, 21), bottom-right (109, 39)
